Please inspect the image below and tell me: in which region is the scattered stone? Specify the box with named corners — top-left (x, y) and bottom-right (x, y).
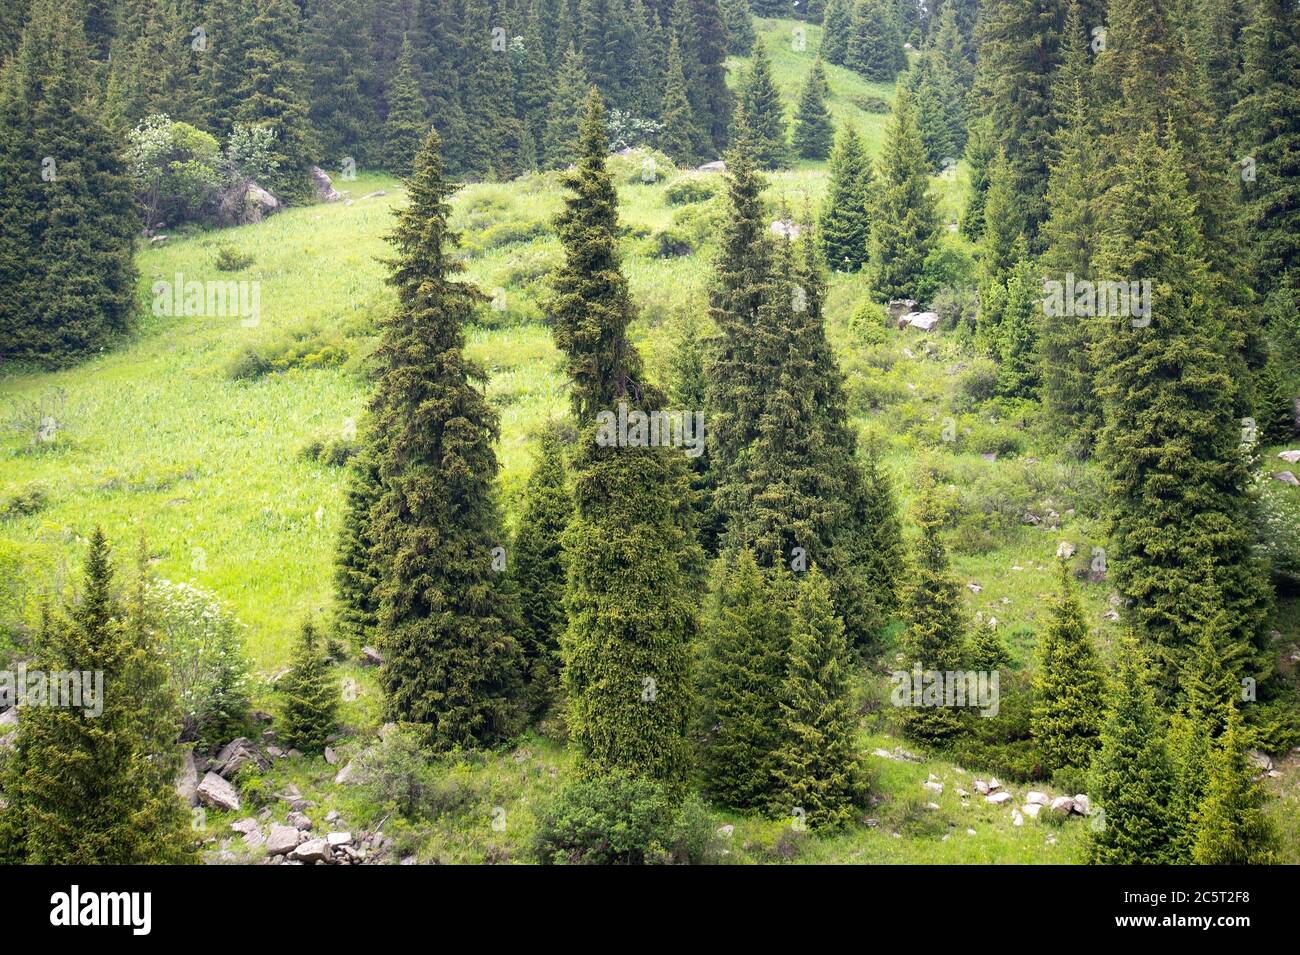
top-left (769, 219), bottom-right (801, 240)
top-left (1049, 796), bottom-right (1075, 815)
top-left (956, 788), bottom-right (970, 798)
top-left (288, 749), bottom-right (302, 759)
top-left (1056, 541), bottom-right (1076, 559)
top-left (886, 299), bottom-right (918, 321)
top-left (1103, 609), bottom-right (1120, 622)
top-left (176, 749), bottom-right (199, 807)
top-left (1013, 810), bottom-right (1024, 827)
top-left (967, 582), bottom-right (982, 594)
top-left (1022, 803), bottom-right (1042, 819)
top-left (324, 745), bottom-right (338, 765)
top-left (266, 745), bottom-right (285, 759)
top-left (925, 802), bottom-right (941, 811)
top-left (980, 452), bottom-right (997, 463)
top-left (1272, 470), bottom-right (1300, 486)
top-left (326, 810), bottom-right (339, 823)
top-left (974, 780), bottom-right (990, 795)
top-left (923, 781), bottom-right (944, 794)
top-left (149, 234), bottom-right (169, 244)
top-left (901, 311), bottom-right (940, 332)
top-left (287, 811), bottom-right (313, 831)
top-left (1278, 450), bottom-right (1300, 464)
top-left (717, 824), bottom-right (734, 837)
top-left (309, 166), bottom-right (342, 202)
top-left (1025, 792), bottom-right (1049, 806)
top-left (327, 832), bottom-right (352, 847)
top-left (196, 772), bottom-right (240, 812)
top-left (289, 839), bottom-right (331, 864)
top-left (214, 737), bottom-right (271, 779)
top-left (985, 791), bottom-right (1012, 805)
top-left (1248, 750), bottom-right (1273, 772)
top-left (966, 828), bottom-right (976, 836)
top-left (361, 646), bottom-right (384, 666)
top-left (359, 190), bottom-right (387, 200)
top-left (1072, 795), bottom-right (1090, 815)
top-left (989, 778), bottom-right (1001, 791)
top-left (230, 818), bottom-right (260, 835)
top-left (334, 761), bottom-right (362, 785)
top-left (697, 160), bottom-right (726, 173)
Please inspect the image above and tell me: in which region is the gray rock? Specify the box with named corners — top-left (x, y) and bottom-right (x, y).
top-left (985, 791), bottom-right (1013, 805)
top-left (1025, 791), bottom-right (1050, 806)
top-left (1248, 750), bottom-right (1273, 772)
top-left (176, 749), bottom-right (199, 807)
top-left (287, 811), bottom-right (313, 831)
top-left (196, 772), bottom-right (241, 812)
top-left (289, 838), bottom-right (332, 863)
top-left (1049, 796), bottom-right (1075, 815)
top-left (214, 737), bottom-right (271, 779)
top-left (696, 160), bottom-right (726, 173)
top-left (1072, 794), bottom-right (1090, 815)
top-left (334, 761), bottom-right (362, 785)
top-left (901, 311), bottom-right (940, 332)
top-left (229, 817), bottom-right (260, 835)
top-left (1272, 470), bottom-right (1300, 486)
top-left (309, 166), bottom-right (342, 202)
top-left (326, 831), bottom-right (352, 847)
top-left (324, 745), bottom-right (338, 765)
top-left (361, 646), bottom-right (384, 667)
top-left (1022, 803), bottom-right (1042, 819)
top-left (266, 824), bottom-right (302, 856)
top-left (1278, 450), bottom-right (1300, 464)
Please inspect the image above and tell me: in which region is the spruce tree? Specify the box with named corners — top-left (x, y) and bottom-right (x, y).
top-left (513, 428), bottom-right (573, 720)
top-left (1257, 355), bottom-right (1296, 445)
top-left (740, 39), bottom-right (791, 170)
top-left (549, 92), bottom-right (700, 786)
top-left (994, 246), bottom-right (1041, 400)
top-left (772, 568), bottom-right (864, 829)
top-left (897, 482), bottom-right (967, 743)
top-left (909, 6), bottom-right (967, 170)
top-left (855, 439), bottom-right (905, 618)
top-left (304, 0), bottom-right (380, 168)
top-left (235, 0), bottom-right (320, 201)
top-left (1031, 564), bottom-right (1105, 776)
top-left (380, 35), bottom-right (429, 177)
top-left (866, 86), bottom-right (939, 300)
top-left (542, 46), bottom-right (589, 169)
top-left (720, 0), bottom-right (756, 55)
top-left (684, 0), bottom-right (733, 154)
top-left (819, 124), bottom-right (874, 272)
top-left (658, 35), bottom-right (699, 162)
top-left (958, 117), bottom-right (994, 240)
top-left (792, 58), bottom-right (834, 160)
top-left (0, 530), bottom-right (194, 864)
top-left (701, 550), bottom-right (793, 809)
top-left (334, 436), bottom-right (382, 647)
top-left (1094, 129), bottom-right (1271, 688)
top-left (0, 0), bottom-right (137, 367)
top-left (367, 127), bottom-right (524, 750)
top-left (200, 0), bottom-right (251, 134)
top-left (820, 0), bottom-right (853, 66)
top-left (1088, 636), bottom-right (1177, 865)
top-left (1192, 705), bottom-right (1278, 864)
top-left (278, 619), bottom-right (338, 753)
top-left (845, 0), bottom-right (905, 81)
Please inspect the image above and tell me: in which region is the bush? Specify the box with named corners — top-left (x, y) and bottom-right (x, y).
top-left (225, 326), bottom-right (350, 380)
top-left (916, 240), bottom-right (976, 305)
top-left (146, 578), bottom-right (252, 746)
top-left (352, 727), bottom-right (483, 820)
top-left (850, 94), bottom-right (891, 113)
top-left (1256, 481), bottom-right (1300, 585)
top-left (930, 284), bottom-right (980, 335)
top-left (665, 176), bottom-right (718, 205)
top-left (473, 220), bottom-right (549, 251)
top-left (944, 671), bottom-right (1043, 782)
top-left (1, 483), bottom-right (49, 521)
top-left (652, 228), bottom-right (693, 258)
top-left (127, 114), bottom-right (222, 229)
top-left (298, 435), bottom-right (358, 467)
top-left (213, 244), bottom-right (255, 272)
top-left (532, 773), bottom-right (722, 865)
top-left (848, 298), bottom-right (889, 343)
top-left (956, 359), bottom-right (999, 406)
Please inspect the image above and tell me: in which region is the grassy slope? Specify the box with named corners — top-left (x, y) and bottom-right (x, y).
top-left (1, 18), bottom-right (1296, 863)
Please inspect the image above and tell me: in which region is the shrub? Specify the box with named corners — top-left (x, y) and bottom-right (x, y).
top-left (930, 284), bottom-right (980, 334)
top-left (1, 483), bottom-right (49, 521)
top-left (127, 114), bottom-right (222, 229)
top-left (213, 244), bottom-right (255, 272)
top-left (225, 326), bottom-right (350, 380)
top-left (848, 297), bottom-right (889, 343)
top-left (354, 727), bottom-right (462, 820)
top-left (916, 240), bottom-right (976, 305)
top-left (850, 94), bottom-right (891, 113)
top-left (1256, 481), bottom-right (1300, 584)
top-left (298, 436), bottom-right (358, 467)
top-left (955, 359), bottom-right (999, 406)
top-left (665, 176), bottom-right (718, 205)
top-left (532, 773), bottom-right (720, 865)
top-left (474, 220), bottom-right (549, 251)
top-left (146, 578), bottom-right (251, 747)
top-left (652, 228), bottom-right (693, 258)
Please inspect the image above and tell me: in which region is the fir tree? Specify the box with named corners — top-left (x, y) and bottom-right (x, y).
top-left (994, 245), bottom-right (1041, 400)
top-left (845, 0), bottom-right (905, 81)
top-left (0, 0), bottom-right (137, 366)
top-left (867, 86), bottom-right (939, 300)
top-left (278, 619), bottom-right (338, 753)
top-left (909, 6), bottom-right (967, 170)
top-left (514, 5), bottom-right (554, 168)
top-left (380, 35), bottom-right (429, 177)
top-left (720, 0), bottom-right (756, 55)
top-left (701, 550), bottom-right (793, 809)
top-left (1031, 564), bottom-right (1105, 776)
top-left (772, 568), bottom-right (865, 829)
top-left (334, 436), bottom-right (382, 646)
top-left (792, 58), bottom-right (834, 160)
top-left (958, 118), bottom-right (994, 240)
top-left (1192, 705), bottom-right (1278, 864)
top-left (542, 46), bottom-right (589, 168)
top-left (367, 127), bottom-right (524, 750)
top-left (1088, 636), bottom-right (1176, 865)
top-left (819, 124), bottom-right (874, 272)
top-left (0, 530), bottom-right (194, 864)
top-left (305, 0), bottom-right (380, 168)
top-left (821, 0), bottom-right (853, 65)
top-left (513, 428), bottom-right (573, 720)
top-left (855, 438), bottom-right (905, 618)
top-left (740, 39), bottom-right (790, 169)
top-left (549, 92), bottom-right (700, 786)
top-left (1257, 355), bottom-right (1296, 445)
top-left (657, 34), bottom-right (698, 162)
top-left (684, 0), bottom-right (734, 154)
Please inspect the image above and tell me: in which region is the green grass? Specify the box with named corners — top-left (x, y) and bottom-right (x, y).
top-left (2, 20), bottom-right (1297, 863)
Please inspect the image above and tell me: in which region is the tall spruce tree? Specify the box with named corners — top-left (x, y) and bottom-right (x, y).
top-left (772, 568), bottom-right (864, 829)
top-left (513, 428), bottom-right (573, 720)
top-left (0, 530), bottom-right (194, 864)
top-left (1031, 564), bottom-right (1105, 776)
top-left (820, 124), bottom-right (874, 271)
top-left (658, 34), bottom-right (699, 162)
top-left (1088, 635), bottom-right (1177, 865)
top-left (821, 0), bottom-right (853, 65)
top-left (278, 619), bottom-right (338, 753)
top-left (542, 46), bottom-right (589, 168)
top-left (334, 435), bottom-right (382, 647)
top-left (380, 35), bottom-right (429, 176)
top-left (793, 58), bottom-right (834, 160)
top-left (994, 246), bottom-right (1041, 400)
top-left (305, 0), bottom-right (380, 168)
top-left (701, 550), bottom-right (793, 809)
top-left (867, 85), bottom-right (939, 299)
top-left (845, 0), bottom-right (905, 81)
top-left (0, 0), bottom-right (138, 367)
top-left (549, 91), bottom-right (700, 786)
top-left (1192, 705), bottom-right (1278, 864)
top-left (720, 0), bottom-right (756, 55)
top-left (367, 127), bottom-right (524, 750)
top-left (740, 39), bottom-right (791, 169)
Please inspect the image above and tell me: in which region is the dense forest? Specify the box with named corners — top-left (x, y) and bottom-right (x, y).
top-left (0, 0), bottom-right (1297, 873)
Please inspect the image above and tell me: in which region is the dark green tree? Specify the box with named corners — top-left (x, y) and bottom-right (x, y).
top-left (866, 86), bottom-right (939, 299)
top-left (720, 0), bottom-right (756, 55)
top-left (657, 34), bottom-right (699, 162)
top-left (820, 0), bottom-right (853, 65)
top-left (819, 124), bottom-right (874, 271)
top-left (1192, 705), bottom-right (1278, 864)
top-left (380, 35), bottom-right (429, 177)
top-left (542, 46), bottom-right (589, 168)
top-left (278, 619), bottom-right (338, 753)
top-left (305, 0), bottom-right (380, 168)
top-left (334, 437), bottom-right (382, 647)
top-left (792, 58), bottom-right (834, 160)
top-left (845, 0), bottom-right (905, 81)
top-left (740, 39), bottom-right (790, 169)
top-left (367, 127), bottom-right (524, 750)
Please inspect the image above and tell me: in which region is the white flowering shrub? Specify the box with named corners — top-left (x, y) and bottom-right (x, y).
top-left (1255, 481), bottom-right (1300, 583)
top-left (146, 579), bottom-right (251, 746)
top-left (127, 114), bottom-right (222, 229)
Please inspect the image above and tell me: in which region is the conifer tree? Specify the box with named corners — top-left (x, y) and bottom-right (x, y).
top-left (792, 58), bottom-right (834, 160)
top-left (958, 118), bottom-right (994, 240)
top-left (740, 39), bottom-right (790, 169)
top-left (513, 428), bottom-right (573, 719)
top-left (542, 46), bottom-right (589, 168)
top-left (200, 0), bottom-right (250, 134)
top-left (1094, 129), bottom-right (1271, 687)
top-left (1031, 564), bottom-right (1105, 776)
top-left (721, 0), bottom-right (756, 55)
top-left (701, 551), bottom-right (793, 809)
top-left (549, 92), bottom-right (700, 786)
top-left (821, 0), bottom-right (853, 65)
top-left (658, 35), bottom-right (699, 162)
top-left (845, 0), bottom-right (905, 81)
top-left (515, 4), bottom-right (555, 166)
top-left (1257, 356), bottom-right (1296, 445)
top-left (866, 86), bottom-right (939, 299)
top-left (855, 439), bottom-right (905, 617)
top-left (380, 35), bottom-right (429, 177)
top-left (305, 0), bottom-right (380, 168)
top-left (104, 0), bottom-right (193, 131)
top-left (909, 7), bottom-right (967, 170)
top-left (0, 0), bottom-right (137, 366)
top-left (772, 568), bottom-right (864, 829)
top-left (0, 530), bottom-right (194, 864)
top-left (897, 482), bottom-right (967, 743)
top-left (334, 437), bottom-right (382, 646)
top-left (1192, 705), bottom-right (1278, 864)
top-left (994, 246), bottom-right (1041, 400)
top-left (367, 127), bottom-right (524, 750)
top-left (819, 124), bottom-right (874, 271)
top-left (1088, 636), bottom-right (1177, 865)
top-left (278, 619), bottom-right (338, 753)
top-left (684, 0), bottom-right (734, 154)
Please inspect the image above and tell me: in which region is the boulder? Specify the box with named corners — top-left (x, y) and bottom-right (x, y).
top-left (361, 646), bottom-right (384, 667)
top-left (973, 780), bottom-right (990, 795)
top-left (289, 838), bottom-right (332, 864)
top-left (886, 299), bottom-right (917, 320)
top-left (334, 761), bottom-right (363, 785)
top-left (1293, 397), bottom-right (1300, 429)
top-left (1025, 791), bottom-right (1050, 806)
top-left (287, 811), bottom-right (313, 831)
top-left (214, 737), bottom-right (271, 779)
top-left (219, 181), bottom-right (281, 226)
top-left (988, 778), bottom-right (1001, 791)
top-left (1013, 810), bottom-right (1024, 827)
top-left (310, 166), bottom-right (342, 202)
top-left (923, 781), bottom-right (944, 794)
top-left (1272, 470), bottom-right (1300, 486)
top-left (324, 745), bottom-right (338, 765)
top-left (266, 825), bottom-right (301, 856)
top-left (1071, 794), bottom-right (1090, 816)
top-left (175, 749), bottom-right (199, 806)
top-left (697, 160), bottom-right (726, 173)
top-left (230, 817), bottom-right (260, 835)
top-left (196, 772), bottom-right (241, 812)
top-left (1049, 796), bottom-right (1075, 815)
top-left (1248, 750), bottom-right (1273, 772)
top-left (326, 831), bottom-right (352, 847)
top-left (966, 582), bottom-right (982, 594)
top-left (980, 453), bottom-right (997, 463)
top-left (1022, 803), bottom-right (1042, 819)
top-left (1056, 541), bottom-right (1076, 560)
top-left (985, 791), bottom-right (1013, 805)
top-left (901, 311), bottom-right (940, 332)
top-left (1279, 450), bottom-right (1300, 464)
